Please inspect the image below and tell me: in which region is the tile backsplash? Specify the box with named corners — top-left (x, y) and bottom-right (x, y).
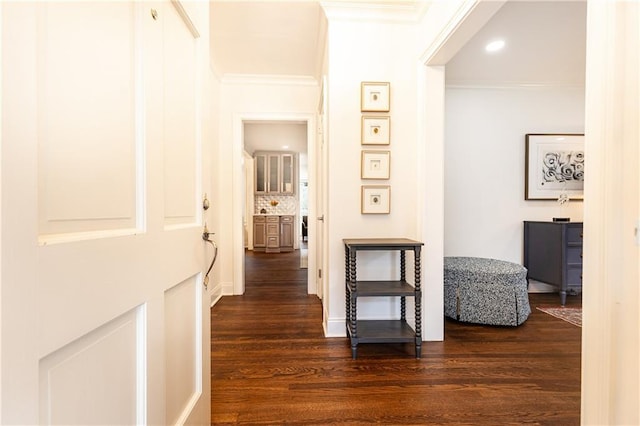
top-left (255, 195), bottom-right (297, 215)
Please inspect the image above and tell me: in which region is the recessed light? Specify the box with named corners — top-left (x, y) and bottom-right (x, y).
top-left (485, 39), bottom-right (505, 53)
top-left (282, 145), bottom-right (289, 149)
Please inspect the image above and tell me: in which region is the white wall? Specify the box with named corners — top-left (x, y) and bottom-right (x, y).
top-left (324, 17), bottom-right (420, 335)
top-left (444, 86), bottom-right (585, 264)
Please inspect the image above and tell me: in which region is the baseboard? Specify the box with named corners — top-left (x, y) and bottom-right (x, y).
top-left (209, 280), bottom-right (223, 306)
top-left (221, 281), bottom-right (235, 295)
top-left (209, 280), bottom-right (239, 306)
top-left (325, 318), bottom-right (347, 337)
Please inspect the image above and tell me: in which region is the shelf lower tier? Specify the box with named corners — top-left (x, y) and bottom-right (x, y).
top-left (347, 280), bottom-right (417, 297)
top-left (347, 320), bottom-right (416, 343)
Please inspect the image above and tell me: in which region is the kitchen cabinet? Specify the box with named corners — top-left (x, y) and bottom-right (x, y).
top-left (255, 155), bottom-right (266, 193)
top-left (254, 152), bottom-right (295, 195)
top-left (280, 154), bottom-right (294, 194)
top-left (253, 215), bottom-right (295, 253)
top-left (253, 216), bottom-right (266, 248)
top-left (280, 215), bottom-right (294, 252)
top-left (265, 216), bottom-right (280, 253)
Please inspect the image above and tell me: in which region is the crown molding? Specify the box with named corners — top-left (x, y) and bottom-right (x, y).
top-left (320, 0), bottom-right (428, 23)
top-left (445, 81), bottom-right (586, 90)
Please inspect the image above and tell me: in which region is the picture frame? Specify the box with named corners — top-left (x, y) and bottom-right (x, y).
top-left (361, 116), bottom-right (390, 145)
top-left (525, 133), bottom-right (585, 200)
top-left (361, 82), bottom-right (390, 112)
top-left (361, 185), bottom-right (390, 214)
top-left (361, 150), bottom-right (390, 180)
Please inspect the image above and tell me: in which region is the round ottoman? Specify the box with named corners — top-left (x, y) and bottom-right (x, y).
top-left (444, 257), bottom-right (531, 326)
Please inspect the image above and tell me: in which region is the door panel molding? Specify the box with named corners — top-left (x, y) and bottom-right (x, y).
top-left (164, 275), bottom-right (202, 425)
top-left (163, 1), bottom-right (200, 228)
top-left (39, 305), bottom-right (145, 425)
top-left (37, 2), bottom-right (141, 241)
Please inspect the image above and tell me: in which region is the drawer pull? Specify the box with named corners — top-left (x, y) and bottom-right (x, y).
top-left (580, 252), bottom-right (583, 258)
top-left (580, 232), bottom-right (583, 238)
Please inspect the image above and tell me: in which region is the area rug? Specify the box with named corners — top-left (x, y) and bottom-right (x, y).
top-left (536, 306), bottom-right (582, 327)
top-left (300, 248), bottom-right (308, 269)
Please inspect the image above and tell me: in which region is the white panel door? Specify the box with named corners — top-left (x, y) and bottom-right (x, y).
top-left (1, 1), bottom-right (210, 424)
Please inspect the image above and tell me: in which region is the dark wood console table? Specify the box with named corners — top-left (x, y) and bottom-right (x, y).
top-left (343, 238), bottom-right (424, 359)
top-left (523, 221), bottom-right (583, 305)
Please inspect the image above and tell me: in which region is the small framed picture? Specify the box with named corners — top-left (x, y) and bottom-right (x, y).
top-left (361, 150), bottom-right (390, 180)
top-left (361, 116), bottom-right (390, 145)
top-left (361, 185), bottom-right (390, 214)
top-left (361, 82), bottom-right (390, 112)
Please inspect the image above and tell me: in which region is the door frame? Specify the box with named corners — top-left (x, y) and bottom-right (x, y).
top-left (316, 76), bottom-right (328, 303)
top-left (417, 0), bottom-right (507, 342)
top-left (232, 112), bottom-right (317, 296)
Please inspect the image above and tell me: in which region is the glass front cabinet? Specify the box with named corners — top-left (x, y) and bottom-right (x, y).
top-left (281, 154), bottom-right (294, 194)
top-left (254, 151), bottom-right (296, 195)
top-left (267, 154), bottom-right (280, 193)
top-left (255, 154), bottom-right (267, 192)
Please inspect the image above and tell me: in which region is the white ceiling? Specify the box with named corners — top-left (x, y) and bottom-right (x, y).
top-left (446, 1), bottom-right (586, 87)
top-left (210, 1), bottom-right (586, 86)
top-left (243, 121), bottom-right (308, 154)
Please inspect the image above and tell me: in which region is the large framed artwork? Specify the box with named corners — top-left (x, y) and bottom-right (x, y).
top-left (525, 133), bottom-right (585, 200)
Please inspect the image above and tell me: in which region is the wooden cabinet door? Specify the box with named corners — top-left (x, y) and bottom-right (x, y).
top-left (280, 216), bottom-right (294, 251)
top-left (253, 221), bottom-right (266, 247)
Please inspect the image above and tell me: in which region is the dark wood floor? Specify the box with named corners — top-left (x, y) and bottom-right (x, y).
top-left (211, 247), bottom-right (581, 425)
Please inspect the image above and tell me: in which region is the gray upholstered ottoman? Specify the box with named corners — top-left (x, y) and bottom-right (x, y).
top-left (444, 257), bottom-right (531, 326)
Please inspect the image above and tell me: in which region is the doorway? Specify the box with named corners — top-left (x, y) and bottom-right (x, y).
top-left (242, 120), bottom-right (309, 279)
top-left (231, 113), bottom-right (318, 297)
